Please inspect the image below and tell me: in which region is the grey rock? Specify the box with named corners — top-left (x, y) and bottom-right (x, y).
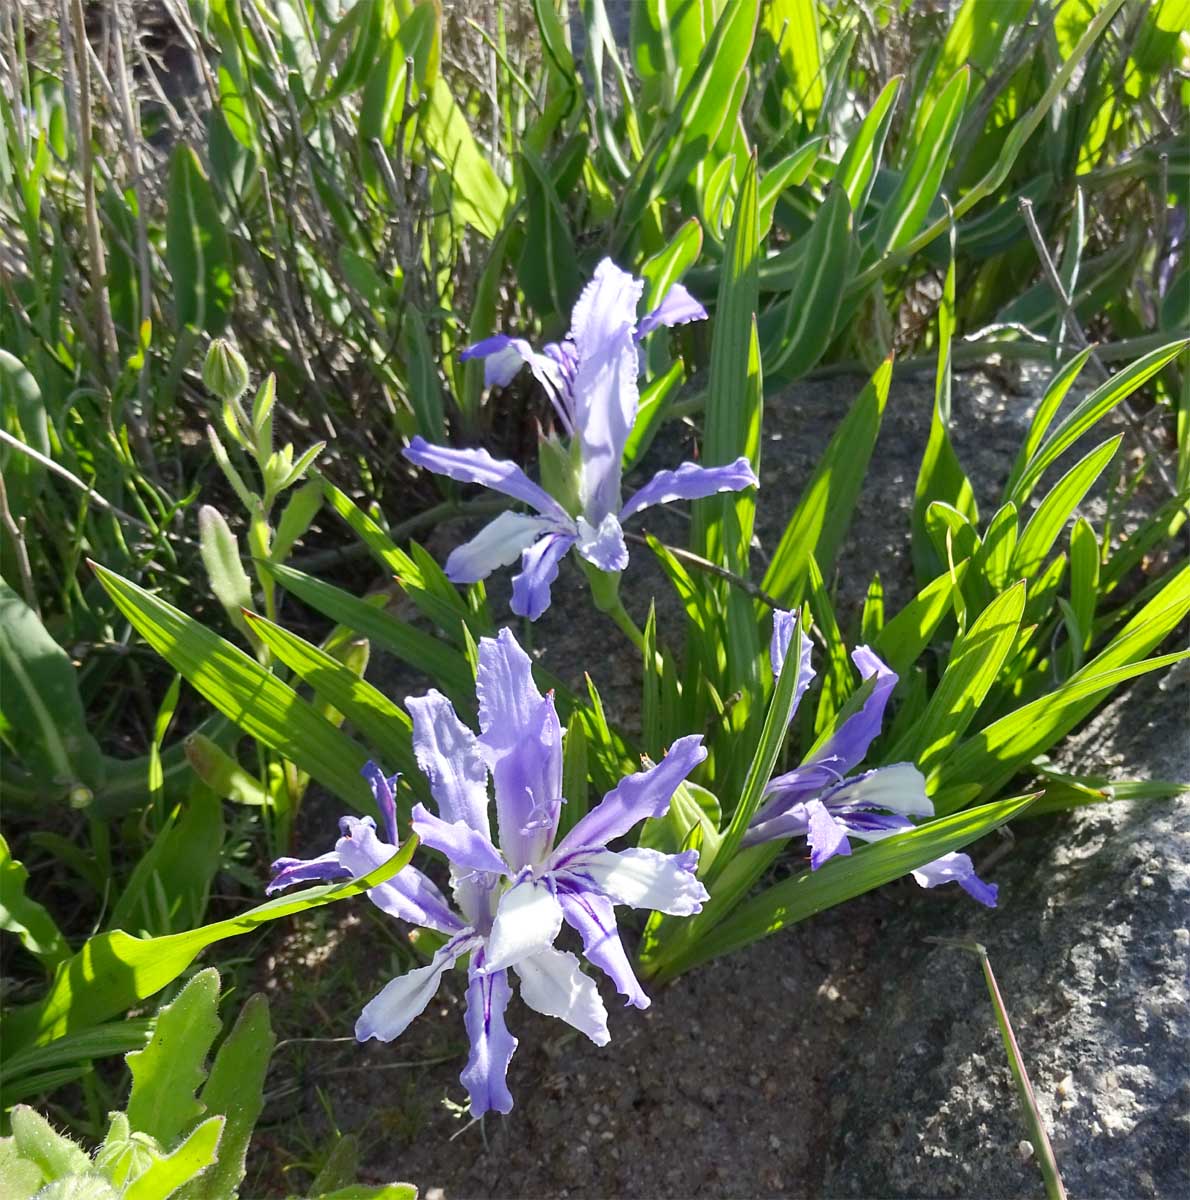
top-left (821, 667), bottom-right (1190, 1199)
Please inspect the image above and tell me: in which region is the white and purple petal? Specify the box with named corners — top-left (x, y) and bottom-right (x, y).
top-left (476, 629), bottom-right (564, 869)
top-left (407, 691), bottom-right (491, 836)
top-left (557, 886), bottom-right (650, 1010)
top-left (404, 436), bottom-right (570, 523)
top-left (635, 283), bottom-right (708, 340)
top-left (355, 931), bottom-right (477, 1043)
top-left (821, 763), bottom-right (933, 820)
top-left (513, 946), bottom-right (611, 1046)
top-left (444, 511), bottom-right (554, 584)
top-left (575, 512), bottom-right (629, 573)
top-left (911, 852), bottom-right (999, 907)
top-left (482, 876), bottom-right (564, 974)
top-left (409, 804), bottom-right (507, 876)
top-left (510, 530), bottom-right (577, 621)
top-left (460, 951), bottom-right (518, 1117)
top-left (562, 847), bottom-right (708, 916)
top-left (553, 734), bottom-right (706, 858)
top-left (618, 457), bottom-right (758, 522)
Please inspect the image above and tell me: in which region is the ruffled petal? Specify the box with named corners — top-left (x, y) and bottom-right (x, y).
top-left (476, 629), bottom-right (564, 870)
top-left (444, 511), bottom-right (554, 584)
top-left (805, 798), bottom-right (851, 869)
top-left (514, 946), bottom-right (611, 1045)
top-left (355, 932), bottom-right (476, 1043)
top-left (570, 260), bottom-right (644, 525)
top-left (461, 335), bottom-right (575, 434)
top-left (557, 887), bottom-right (650, 1010)
top-left (410, 803), bottom-right (507, 875)
top-left (482, 876), bottom-right (564, 974)
top-left (912, 852), bottom-right (999, 907)
top-left (553, 735), bottom-right (706, 858)
top-left (460, 952), bottom-right (518, 1117)
top-left (563, 847), bottom-right (708, 916)
top-left (404, 436), bottom-right (569, 523)
top-left (336, 816), bottom-right (464, 934)
top-left (407, 690), bottom-right (490, 836)
top-left (635, 283), bottom-right (708, 340)
top-left (511, 531), bottom-right (577, 621)
top-left (575, 512), bottom-right (629, 573)
top-left (619, 457), bottom-right (758, 522)
top-left (822, 763), bottom-right (933, 819)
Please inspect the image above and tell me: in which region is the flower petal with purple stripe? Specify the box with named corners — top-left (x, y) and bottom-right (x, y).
top-left (461, 951), bottom-right (518, 1117)
top-left (619, 456), bottom-right (758, 522)
top-left (805, 798), bottom-right (852, 869)
top-left (912, 852), bottom-right (999, 907)
top-left (511, 530), bottom-right (576, 621)
top-left (410, 803), bottom-right (507, 876)
top-left (403, 436), bottom-right (569, 523)
top-left (554, 734), bottom-right (706, 858)
top-left (557, 887), bottom-right (650, 1010)
top-left (266, 850), bottom-right (350, 894)
top-left (563, 847), bottom-right (708, 915)
top-left (361, 762), bottom-right (400, 844)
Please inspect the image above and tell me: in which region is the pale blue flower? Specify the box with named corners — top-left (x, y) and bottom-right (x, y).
top-left (744, 611), bottom-right (998, 907)
top-left (404, 259), bottom-right (757, 618)
top-left (269, 628), bottom-right (709, 1116)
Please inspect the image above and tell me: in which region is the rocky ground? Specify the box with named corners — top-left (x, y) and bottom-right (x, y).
top-left (252, 362), bottom-right (1188, 1199)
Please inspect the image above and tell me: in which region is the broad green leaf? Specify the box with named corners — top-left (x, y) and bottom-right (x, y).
top-left (123, 1116), bottom-right (224, 1200)
top-left (178, 993), bottom-right (273, 1200)
top-left (91, 563), bottom-right (373, 811)
top-left (0, 350), bottom-right (50, 505)
top-left (693, 153), bottom-right (759, 568)
top-left (763, 357), bottom-right (891, 606)
top-left (890, 582), bottom-right (1026, 774)
top-left (912, 222), bottom-right (977, 582)
top-left (1008, 340), bottom-right (1189, 503)
top-left (0, 839), bottom-right (416, 1055)
top-left (872, 560), bottom-right (968, 677)
top-left (764, 186), bottom-right (853, 376)
top-left (836, 75), bottom-right (902, 215)
top-left (400, 307), bottom-right (446, 443)
top-left (657, 793), bottom-right (1036, 977)
top-left (970, 503), bottom-right (1018, 599)
top-left (242, 611), bottom-right (420, 788)
top-left (556, 709), bottom-right (589, 841)
top-left (166, 144), bottom-right (233, 334)
top-left (0, 579), bottom-right (103, 794)
top-left (1, 833), bottom-right (69, 969)
top-left (757, 139), bottom-right (823, 239)
top-left (422, 78), bottom-right (507, 237)
top-left (127, 969), bottom-right (221, 1147)
top-left (1067, 517), bottom-right (1099, 661)
top-left (258, 561), bottom-right (474, 708)
top-left (619, 0), bottom-right (758, 234)
top-left (874, 68), bottom-right (968, 255)
top-left (1012, 437), bottom-right (1120, 578)
top-left (764, 0), bottom-right (823, 118)
top-left (518, 145), bottom-right (581, 319)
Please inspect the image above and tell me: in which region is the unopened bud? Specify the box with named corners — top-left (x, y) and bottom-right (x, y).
top-left (203, 338), bottom-right (250, 403)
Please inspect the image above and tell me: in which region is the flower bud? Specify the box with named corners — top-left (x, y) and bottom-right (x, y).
top-left (203, 338), bottom-right (250, 403)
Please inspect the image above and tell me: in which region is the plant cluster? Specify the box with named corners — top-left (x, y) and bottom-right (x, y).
top-left (2, 0), bottom-right (1187, 1192)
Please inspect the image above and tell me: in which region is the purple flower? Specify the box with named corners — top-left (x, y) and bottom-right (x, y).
top-left (404, 259), bottom-right (757, 619)
top-left (268, 628), bottom-right (709, 1117)
top-left (743, 611), bottom-right (998, 907)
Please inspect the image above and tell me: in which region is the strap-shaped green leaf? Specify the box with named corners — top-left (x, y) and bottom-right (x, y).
top-left (763, 356), bottom-right (891, 606)
top-left (1, 838), bottom-right (417, 1055)
top-left (91, 562), bottom-right (373, 812)
top-left (890, 581), bottom-right (1026, 774)
top-left (166, 144), bottom-right (233, 335)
